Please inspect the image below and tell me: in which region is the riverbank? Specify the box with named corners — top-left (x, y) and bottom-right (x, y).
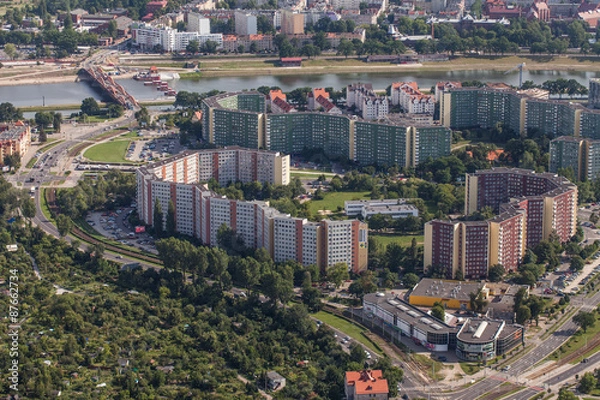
top-left (191, 55), bottom-right (600, 78)
top-left (2, 54), bottom-right (600, 87)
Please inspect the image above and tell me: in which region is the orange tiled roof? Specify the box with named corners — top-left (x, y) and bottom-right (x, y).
top-left (346, 370), bottom-right (389, 396)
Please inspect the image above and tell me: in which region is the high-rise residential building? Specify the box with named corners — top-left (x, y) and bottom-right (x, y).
top-left (281, 10), bottom-right (304, 34)
top-left (347, 83), bottom-right (389, 120)
top-left (549, 136), bottom-right (600, 181)
top-left (201, 91), bottom-right (451, 167)
top-left (425, 168), bottom-right (577, 279)
top-left (235, 11), bottom-right (257, 36)
top-left (137, 152), bottom-right (368, 272)
top-left (549, 136), bottom-right (585, 180)
top-left (440, 85), bottom-right (598, 138)
top-left (187, 12), bottom-right (211, 34)
top-left (590, 78), bottom-right (600, 109)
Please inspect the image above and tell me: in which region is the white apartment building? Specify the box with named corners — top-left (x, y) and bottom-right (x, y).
top-left (137, 150), bottom-right (368, 271)
top-left (235, 11), bottom-right (257, 36)
top-left (361, 96), bottom-right (389, 120)
top-left (391, 82), bottom-right (435, 115)
top-left (133, 24), bottom-right (223, 51)
top-left (187, 12), bottom-right (211, 34)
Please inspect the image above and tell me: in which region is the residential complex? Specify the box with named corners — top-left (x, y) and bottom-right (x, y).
top-left (347, 83), bottom-right (389, 120)
top-left (440, 85), bottom-right (600, 138)
top-left (0, 123), bottom-right (31, 165)
top-left (549, 135), bottom-right (600, 181)
top-left (424, 168), bottom-right (577, 279)
top-left (363, 292), bottom-right (524, 360)
top-left (201, 91), bottom-right (451, 167)
top-left (137, 149), bottom-right (368, 272)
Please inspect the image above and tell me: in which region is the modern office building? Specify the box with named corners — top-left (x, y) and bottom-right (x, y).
top-left (363, 292), bottom-right (524, 357)
top-left (456, 318), bottom-right (524, 361)
top-left (137, 150), bottom-right (368, 272)
top-left (201, 92), bottom-right (451, 167)
top-left (425, 168), bottom-right (577, 279)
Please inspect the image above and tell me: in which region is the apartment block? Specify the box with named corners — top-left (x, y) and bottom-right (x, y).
top-left (347, 83), bottom-right (389, 120)
top-left (137, 154), bottom-right (367, 271)
top-left (0, 123), bottom-right (31, 164)
top-left (549, 136), bottom-right (585, 180)
top-left (187, 12), bottom-right (211, 34)
top-left (235, 11), bottom-right (257, 35)
top-left (132, 24), bottom-right (223, 51)
top-left (202, 91), bottom-right (450, 167)
top-left (391, 82), bottom-right (435, 114)
top-left (281, 10), bottom-right (304, 34)
top-left (426, 168), bottom-right (577, 279)
top-left (440, 85), bottom-right (593, 138)
top-left (590, 78), bottom-right (600, 109)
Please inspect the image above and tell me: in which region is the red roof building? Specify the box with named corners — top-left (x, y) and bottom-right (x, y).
top-left (345, 370), bottom-right (389, 400)
top-left (280, 57), bottom-right (302, 67)
top-left (145, 0), bottom-right (168, 14)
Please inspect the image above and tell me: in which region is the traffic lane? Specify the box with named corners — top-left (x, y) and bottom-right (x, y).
top-left (543, 350), bottom-right (600, 386)
top-left (502, 388), bottom-right (540, 400)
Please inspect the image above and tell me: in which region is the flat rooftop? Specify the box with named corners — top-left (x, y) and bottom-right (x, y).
top-left (364, 292), bottom-right (456, 335)
top-left (410, 279), bottom-right (485, 302)
top-left (456, 318), bottom-right (503, 344)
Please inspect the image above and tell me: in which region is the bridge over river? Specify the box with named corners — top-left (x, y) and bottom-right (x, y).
top-left (84, 66), bottom-right (139, 110)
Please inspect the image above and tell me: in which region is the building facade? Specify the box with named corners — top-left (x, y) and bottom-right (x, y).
top-left (235, 11), bottom-right (257, 35)
top-left (137, 150), bottom-right (368, 272)
top-left (132, 24), bottom-right (223, 51)
top-left (425, 168), bottom-right (577, 279)
top-left (590, 79), bottom-right (600, 109)
top-left (550, 135), bottom-right (600, 181)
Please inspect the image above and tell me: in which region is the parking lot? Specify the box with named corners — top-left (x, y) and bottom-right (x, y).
top-left (86, 207), bottom-right (158, 255)
top-left (125, 132), bottom-right (186, 163)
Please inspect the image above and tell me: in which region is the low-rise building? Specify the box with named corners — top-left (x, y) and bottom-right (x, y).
top-left (345, 370), bottom-right (389, 400)
top-left (456, 318), bottom-right (524, 361)
top-left (409, 279), bottom-right (488, 310)
top-left (344, 199), bottom-right (418, 219)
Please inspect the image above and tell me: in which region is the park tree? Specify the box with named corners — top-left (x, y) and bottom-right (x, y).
top-left (35, 111), bottom-right (53, 130)
top-left (573, 311), bottom-right (596, 333)
top-left (186, 40), bottom-right (200, 54)
top-left (488, 264), bottom-right (505, 282)
top-left (571, 255), bottom-right (585, 271)
top-left (557, 388), bottom-right (578, 400)
top-left (578, 372), bottom-right (597, 394)
top-left (403, 273), bottom-right (420, 289)
top-left (153, 198), bottom-right (163, 237)
top-left (337, 38), bottom-right (354, 58)
top-left (55, 214), bottom-right (73, 237)
top-left (0, 102), bottom-right (22, 122)
top-left (107, 19), bottom-right (117, 39)
top-left (349, 271), bottom-right (378, 299)
top-left (135, 106), bottom-right (150, 126)
top-left (327, 262), bottom-right (349, 288)
top-left (301, 286), bottom-right (323, 312)
top-left (4, 43), bottom-right (17, 60)
top-left (81, 97), bottom-right (100, 115)
top-left (107, 104), bottom-right (124, 118)
top-left (3, 154), bottom-right (20, 169)
top-left (53, 112), bottom-right (62, 133)
top-left (166, 200), bottom-right (176, 236)
top-left (431, 301), bottom-right (445, 321)
top-left (21, 197), bottom-right (36, 221)
top-left (516, 305), bottom-right (531, 324)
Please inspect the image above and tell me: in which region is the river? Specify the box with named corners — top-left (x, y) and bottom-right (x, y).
top-left (3, 69), bottom-right (599, 107)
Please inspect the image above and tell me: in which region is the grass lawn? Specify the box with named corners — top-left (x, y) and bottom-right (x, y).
top-left (312, 311), bottom-right (382, 355)
top-left (371, 234), bottom-right (424, 248)
top-left (40, 188), bottom-right (54, 221)
top-left (94, 129), bottom-right (128, 141)
top-left (308, 191), bottom-right (370, 214)
top-left (83, 140), bottom-right (132, 163)
top-left (460, 362), bottom-right (482, 375)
